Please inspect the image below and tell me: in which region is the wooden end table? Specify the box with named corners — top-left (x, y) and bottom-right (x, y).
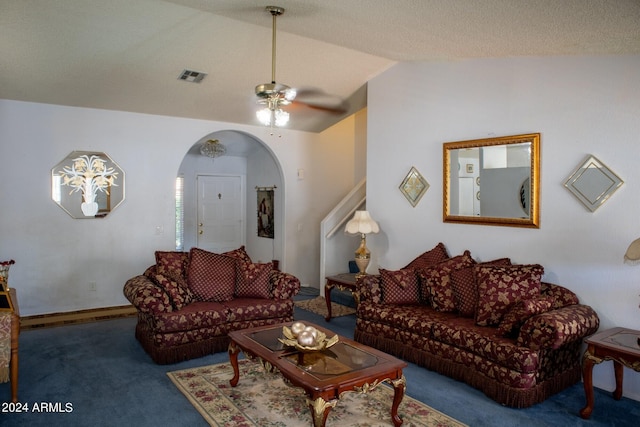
top-left (580, 327), bottom-right (640, 419)
top-left (324, 273), bottom-right (358, 321)
top-left (228, 322), bottom-right (407, 427)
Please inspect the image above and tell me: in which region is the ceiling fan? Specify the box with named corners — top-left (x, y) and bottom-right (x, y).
top-left (255, 6), bottom-right (348, 128)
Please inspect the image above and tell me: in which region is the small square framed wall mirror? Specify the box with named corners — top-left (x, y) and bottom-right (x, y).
top-left (564, 155), bottom-right (623, 212)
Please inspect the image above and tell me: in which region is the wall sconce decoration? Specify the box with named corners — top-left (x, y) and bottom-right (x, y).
top-left (564, 155), bottom-right (623, 212)
top-left (399, 166), bottom-right (429, 207)
top-left (52, 151), bottom-right (125, 218)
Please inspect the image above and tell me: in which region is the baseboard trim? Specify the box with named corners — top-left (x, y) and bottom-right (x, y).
top-left (20, 305), bottom-right (137, 330)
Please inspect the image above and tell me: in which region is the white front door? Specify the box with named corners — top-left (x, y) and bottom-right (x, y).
top-left (196, 175), bottom-right (244, 253)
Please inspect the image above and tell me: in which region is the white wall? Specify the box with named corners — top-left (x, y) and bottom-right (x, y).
top-left (366, 55), bottom-right (640, 399)
top-left (0, 99), bottom-right (356, 315)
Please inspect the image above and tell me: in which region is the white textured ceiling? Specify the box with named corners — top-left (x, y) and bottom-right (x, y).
top-left (1, 0), bottom-right (639, 132)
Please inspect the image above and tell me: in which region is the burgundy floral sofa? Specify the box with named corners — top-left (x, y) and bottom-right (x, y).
top-left (124, 246), bottom-right (300, 364)
top-left (354, 243), bottom-right (600, 408)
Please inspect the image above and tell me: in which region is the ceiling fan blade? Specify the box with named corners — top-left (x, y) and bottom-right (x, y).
top-left (292, 88), bottom-right (349, 114)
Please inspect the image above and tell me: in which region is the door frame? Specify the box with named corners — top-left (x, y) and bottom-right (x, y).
top-left (177, 130), bottom-right (286, 270)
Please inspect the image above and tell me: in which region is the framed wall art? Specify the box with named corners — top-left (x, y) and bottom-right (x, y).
top-left (399, 166), bottom-right (429, 207)
top-left (256, 186), bottom-right (275, 238)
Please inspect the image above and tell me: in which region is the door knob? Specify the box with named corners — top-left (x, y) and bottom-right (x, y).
top-left (199, 230), bottom-right (203, 235)
top-left (199, 223), bottom-right (203, 227)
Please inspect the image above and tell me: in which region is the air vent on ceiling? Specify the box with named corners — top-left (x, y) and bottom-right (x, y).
top-left (178, 69), bottom-right (207, 83)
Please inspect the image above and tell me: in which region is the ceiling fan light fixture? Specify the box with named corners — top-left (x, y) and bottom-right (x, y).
top-left (256, 106), bottom-right (289, 127)
top-left (284, 88), bottom-right (296, 101)
top-left (274, 109), bottom-right (289, 127)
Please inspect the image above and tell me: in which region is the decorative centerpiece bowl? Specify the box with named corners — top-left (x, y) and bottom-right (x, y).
top-left (279, 324), bottom-right (339, 352)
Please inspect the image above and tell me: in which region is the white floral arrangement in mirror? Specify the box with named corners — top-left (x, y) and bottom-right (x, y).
top-left (58, 154), bottom-right (119, 216)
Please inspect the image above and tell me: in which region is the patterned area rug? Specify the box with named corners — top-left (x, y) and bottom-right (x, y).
top-left (168, 359), bottom-right (466, 427)
top-left (295, 296), bottom-right (356, 318)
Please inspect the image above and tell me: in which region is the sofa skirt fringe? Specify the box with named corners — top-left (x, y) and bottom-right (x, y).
top-left (134, 314), bottom-right (295, 365)
top-left (354, 329), bottom-right (580, 408)
top-left (135, 322), bottom-right (230, 365)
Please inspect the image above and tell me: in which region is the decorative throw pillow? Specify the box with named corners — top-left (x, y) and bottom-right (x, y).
top-left (187, 248), bottom-right (238, 302)
top-left (359, 274), bottom-right (383, 305)
top-left (150, 273), bottom-right (194, 310)
top-left (404, 242), bottom-right (449, 270)
top-left (540, 282), bottom-right (579, 309)
top-left (420, 250), bottom-right (475, 311)
top-left (475, 264), bottom-right (544, 326)
top-left (235, 262), bottom-right (273, 299)
top-left (155, 251), bottom-right (189, 278)
top-left (380, 268), bottom-right (420, 305)
top-left (451, 258), bottom-right (511, 317)
top-left (498, 296), bottom-right (555, 337)
top-left (222, 246), bottom-right (253, 269)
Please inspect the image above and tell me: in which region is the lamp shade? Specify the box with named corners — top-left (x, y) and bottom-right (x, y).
top-left (624, 237), bottom-right (640, 265)
top-left (345, 210), bottom-right (379, 235)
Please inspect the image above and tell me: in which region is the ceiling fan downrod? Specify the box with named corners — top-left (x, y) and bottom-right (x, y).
top-left (268, 6), bottom-right (283, 85)
top-left (255, 6), bottom-right (294, 102)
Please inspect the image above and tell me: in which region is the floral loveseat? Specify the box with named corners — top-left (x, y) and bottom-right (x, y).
top-left (124, 247), bottom-right (300, 364)
top-left (354, 243), bottom-right (600, 408)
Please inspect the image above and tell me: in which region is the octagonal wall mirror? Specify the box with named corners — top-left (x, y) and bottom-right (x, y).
top-left (51, 151), bottom-right (125, 219)
top-left (443, 133), bottom-right (540, 228)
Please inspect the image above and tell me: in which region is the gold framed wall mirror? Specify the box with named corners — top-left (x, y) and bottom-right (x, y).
top-left (443, 133), bottom-right (540, 228)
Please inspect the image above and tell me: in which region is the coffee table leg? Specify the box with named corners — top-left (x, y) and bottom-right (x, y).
top-left (308, 396), bottom-right (337, 427)
top-left (391, 375), bottom-right (406, 427)
top-left (324, 282), bottom-right (334, 321)
top-left (228, 341), bottom-right (241, 387)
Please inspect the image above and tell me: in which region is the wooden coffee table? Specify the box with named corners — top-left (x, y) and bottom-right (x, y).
top-left (580, 327), bottom-right (640, 419)
top-left (228, 322), bottom-right (407, 427)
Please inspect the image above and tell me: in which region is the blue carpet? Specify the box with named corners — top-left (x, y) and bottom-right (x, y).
top-left (1, 303), bottom-right (638, 426)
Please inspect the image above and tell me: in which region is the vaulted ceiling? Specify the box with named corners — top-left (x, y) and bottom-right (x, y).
top-left (2, 0), bottom-right (639, 132)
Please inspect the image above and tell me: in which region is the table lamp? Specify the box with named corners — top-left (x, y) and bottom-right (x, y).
top-left (345, 211), bottom-right (379, 277)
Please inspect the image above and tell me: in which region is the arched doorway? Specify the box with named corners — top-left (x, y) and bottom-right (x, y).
top-left (176, 130), bottom-right (286, 269)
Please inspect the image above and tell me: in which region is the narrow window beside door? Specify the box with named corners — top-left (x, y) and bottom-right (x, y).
top-left (175, 175), bottom-right (184, 251)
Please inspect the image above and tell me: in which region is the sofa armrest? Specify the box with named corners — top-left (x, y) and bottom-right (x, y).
top-left (356, 274), bottom-right (382, 304)
top-left (123, 275), bottom-right (174, 315)
top-left (517, 304), bottom-right (600, 350)
top-left (270, 270), bottom-right (301, 300)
